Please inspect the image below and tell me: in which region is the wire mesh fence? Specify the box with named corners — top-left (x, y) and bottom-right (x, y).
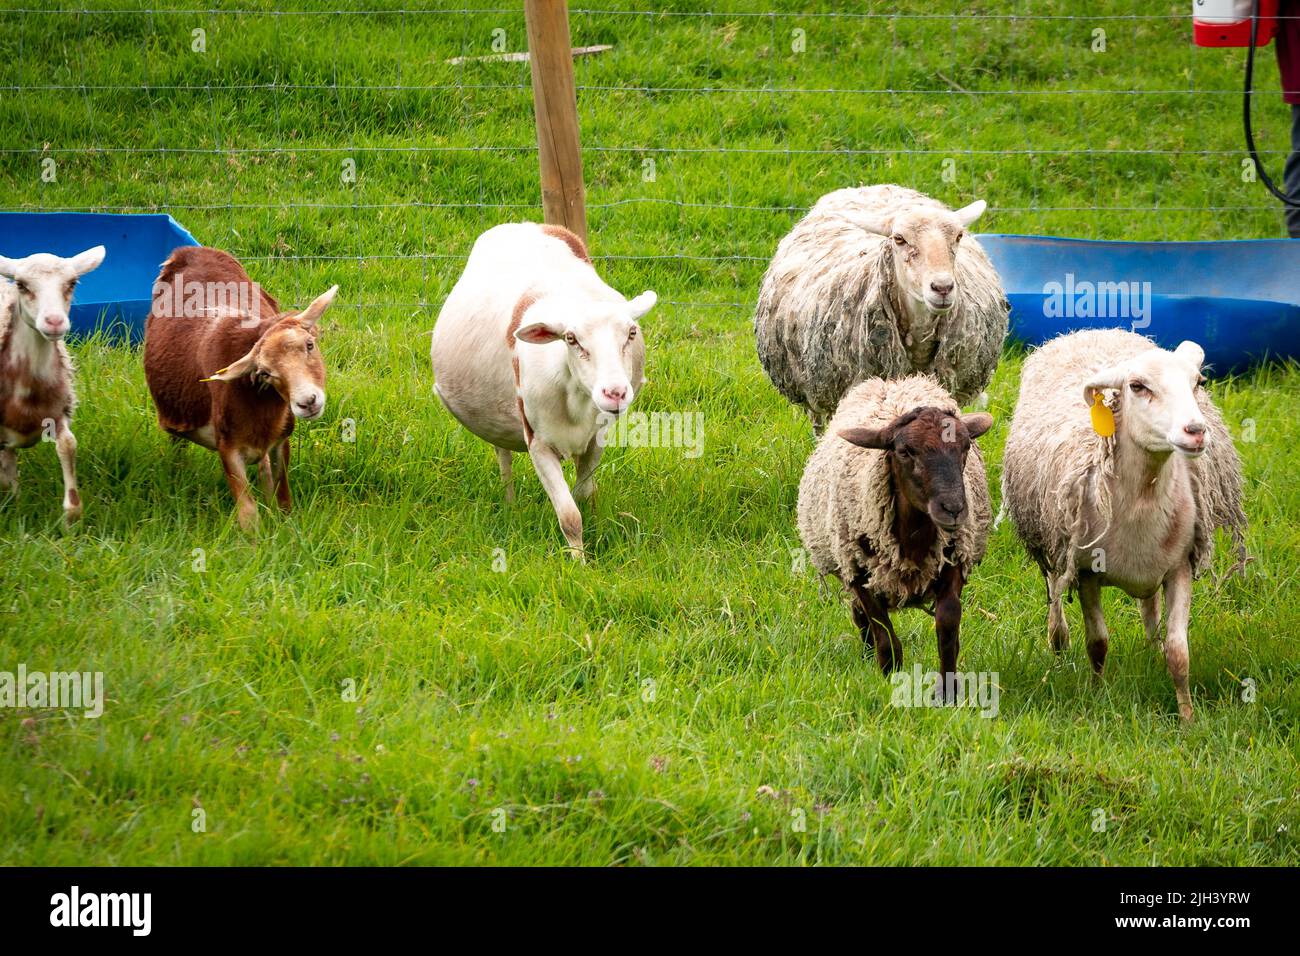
top-left (0, 2), bottom-right (1295, 322)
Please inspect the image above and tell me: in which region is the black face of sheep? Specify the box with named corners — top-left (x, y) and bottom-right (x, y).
top-left (839, 407), bottom-right (993, 532)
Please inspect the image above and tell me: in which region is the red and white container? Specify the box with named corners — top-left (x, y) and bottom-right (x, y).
top-left (1193, 0), bottom-right (1279, 47)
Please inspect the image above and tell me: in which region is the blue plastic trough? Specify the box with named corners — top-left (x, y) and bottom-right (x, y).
top-left (0, 212), bottom-right (199, 342)
top-left (977, 234), bottom-right (1300, 375)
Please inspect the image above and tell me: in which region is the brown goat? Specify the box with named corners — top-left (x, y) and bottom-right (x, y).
top-left (0, 246), bottom-right (106, 523)
top-left (143, 246), bottom-right (338, 530)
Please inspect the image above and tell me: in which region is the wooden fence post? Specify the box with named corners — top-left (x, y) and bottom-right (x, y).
top-left (524, 0), bottom-right (587, 244)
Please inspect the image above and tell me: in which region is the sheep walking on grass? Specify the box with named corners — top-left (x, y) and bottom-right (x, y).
top-left (755, 184), bottom-right (1009, 433)
top-left (1001, 329), bottom-right (1248, 721)
top-left (0, 245), bottom-right (105, 522)
top-left (430, 222), bottom-right (657, 561)
top-left (797, 375), bottom-right (993, 695)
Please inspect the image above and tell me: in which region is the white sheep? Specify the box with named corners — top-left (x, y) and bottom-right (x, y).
top-left (797, 374), bottom-right (993, 692)
top-left (754, 184), bottom-right (1009, 432)
top-left (0, 245), bottom-right (105, 522)
top-left (430, 222), bottom-right (656, 560)
top-left (1001, 329), bottom-right (1248, 721)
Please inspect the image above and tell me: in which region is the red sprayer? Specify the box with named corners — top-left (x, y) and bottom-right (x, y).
top-left (1193, 0), bottom-right (1278, 46)
top-left (1193, 0), bottom-right (1299, 206)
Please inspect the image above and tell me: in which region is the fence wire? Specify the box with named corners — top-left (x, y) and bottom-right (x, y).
top-left (0, 2), bottom-right (1295, 318)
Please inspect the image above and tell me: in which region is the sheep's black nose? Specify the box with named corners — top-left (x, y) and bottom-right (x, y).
top-left (938, 500), bottom-right (964, 521)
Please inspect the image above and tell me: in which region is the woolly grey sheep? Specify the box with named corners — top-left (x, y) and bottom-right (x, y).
top-left (797, 374), bottom-right (993, 693)
top-left (1002, 329), bottom-right (1247, 721)
top-left (755, 184), bottom-right (1009, 433)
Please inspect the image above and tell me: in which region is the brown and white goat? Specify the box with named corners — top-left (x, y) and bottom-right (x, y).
top-left (143, 246), bottom-right (337, 530)
top-left (0, 245), bottom-right (106, 522)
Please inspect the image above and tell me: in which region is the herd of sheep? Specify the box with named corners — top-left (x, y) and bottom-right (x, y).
top-left (0, 184), bottom-right (1248, 720)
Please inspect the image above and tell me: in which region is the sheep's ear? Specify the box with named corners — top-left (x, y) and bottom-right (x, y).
top-left (961, 412), bottom-right (993, 439)
top-left (69, 245), bottom-right (106, 276)
top-left (627, 290), bottom-right (657, 320)
top-left (515, 321), bottom-right (565, 345)
top-left (1082, 363), bottom-right (1128, 407)
top-left (200, 348), bottom-right (258, 383)
top-left (838, 426), bottom-right (891, 450)
top-left (859, 217), bottom-right (892, 237)
top-left (0, 256), bottom-right (18, 279)
top-left (953, 199), bottom-right (987, 228)
top-left (297, 284), bottom-right (338, 332)
top-left (1173, 340), bottom-right (1205, 371)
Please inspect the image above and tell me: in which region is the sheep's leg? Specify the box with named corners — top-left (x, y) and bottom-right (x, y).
top-left (495, 447), bottom-right (515, 504)
top-left (849, 583), bottom-right (901, 674)
top-left (54, 417), bottom-right (81, 523)
top-left (0, 448), bottom-right (17, 494)
top-left (808, 408), bottom-right (827, 439)
top-left (1140, 592), bottom-right (1162, 648)
top-left (1046, 573), bottom-right (1070, 653)
top-left (849, 587), bottom-right (875, 650)
top-left (934, 563), bottom-right (964, 702)
top-left (272, 440), bottom-right (292, 512)
top-left (1078, 573), bottom-right (1108, 676)
top-left (529, 441), bottom-right (584, 560)
top-left (257, 453), bottom-right (274, 501)
top-left (573, 436), bottom-right (602, 503)
top-left (220, 445), bottom-right (258, 532)
top-left (1162, 562), bottom-right (1195, 722)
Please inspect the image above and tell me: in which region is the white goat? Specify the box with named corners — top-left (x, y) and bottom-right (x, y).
top-left (1002, 330), bottom-right (1247, 721)
top-left (430, 223), bottom-right (656, 559)
top-left (0, 246), bottom-right (105, 521)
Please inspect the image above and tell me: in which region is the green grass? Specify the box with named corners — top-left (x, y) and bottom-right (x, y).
top-left (1, 0), bottom-right (1298, 865)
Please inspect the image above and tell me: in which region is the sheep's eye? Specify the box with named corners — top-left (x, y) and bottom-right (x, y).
top-left (306, 340), bottom-right (314, 352)
top-left (627, 327), bottom-right (638, 342)
top-left (1196, 375), bottom-right (1206, 387)
top-left (895, 446), bottom-right (912, 458)
top-left (564, 332), bottom-right (578, 347)
top-left (64, 280), bottom-right (77, 296)
top-left (15, 281), bottom-right (29, 295)
top-left (954, 231), bottom-right (964, 244)
top-left (892, 235), bottom-right (907, 246)
top-left (1129, 381), bottom-right (1148, 395)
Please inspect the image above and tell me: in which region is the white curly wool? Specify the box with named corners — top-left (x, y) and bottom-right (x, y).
top-left (755, 184), bottom-right (1009, 427)
top-left (797, 375), bottom-right (992, 605)
top-left (1002, 328), bottom-right (1247, 594)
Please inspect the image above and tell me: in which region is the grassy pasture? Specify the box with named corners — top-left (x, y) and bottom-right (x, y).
top-left (0, 1), bottom-right (1297, 865)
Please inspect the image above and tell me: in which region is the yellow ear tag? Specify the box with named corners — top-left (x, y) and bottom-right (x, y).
top-left (1090, 392), bottom-right (1115, 437)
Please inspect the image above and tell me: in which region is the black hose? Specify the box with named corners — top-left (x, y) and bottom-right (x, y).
top-left (1244, 0), bottom-right (1300, 205)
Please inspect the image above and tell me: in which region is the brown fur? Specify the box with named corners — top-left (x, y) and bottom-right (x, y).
top-left (506, 292), bottom-right (538, 347)
top-left (540, 224), bottom-right (591, 263)
top-left (507, 293), bottom-right (540, 443)
top-left (1, 349), bottom-right (74, 438)
top-left (143, 246), bottom-right (330, 529)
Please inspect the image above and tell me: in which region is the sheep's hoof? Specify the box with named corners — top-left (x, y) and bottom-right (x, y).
top-left (63, 505), bottom-right (82, 525)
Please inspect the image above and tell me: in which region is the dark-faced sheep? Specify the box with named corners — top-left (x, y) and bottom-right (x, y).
top-left (143, 246), bottom-right (338, 530)
top-left (797, 375), bottom-right (993, 695)
top-left (755, 184), bottom-right (1009, 433)
top-left (1001, 329), bottom-right (1247, 721)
